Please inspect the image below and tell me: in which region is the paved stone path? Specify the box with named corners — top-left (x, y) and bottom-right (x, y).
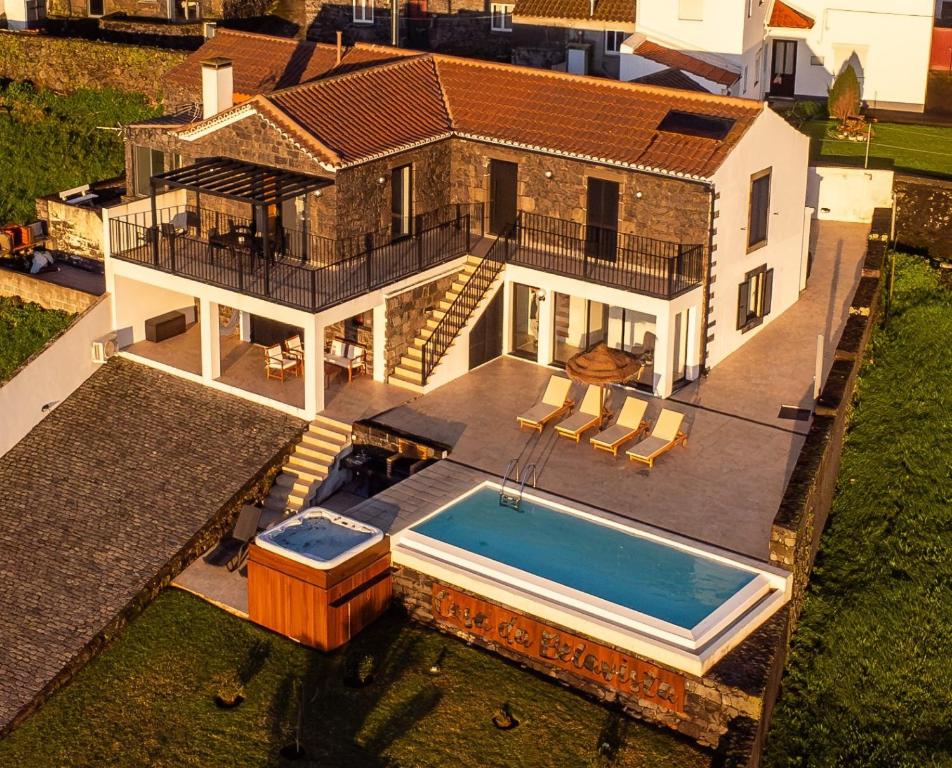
top-left (0, 358), bottom-right (303, 731)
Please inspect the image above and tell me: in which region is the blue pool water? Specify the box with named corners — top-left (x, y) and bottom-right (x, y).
top-left (411, 488), bottom-right (757, 629)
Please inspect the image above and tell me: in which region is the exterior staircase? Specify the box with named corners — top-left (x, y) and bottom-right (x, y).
top-left (389, 253), bottom-right (503, 391)
top-left (262, 415), bottom-right (352, 518)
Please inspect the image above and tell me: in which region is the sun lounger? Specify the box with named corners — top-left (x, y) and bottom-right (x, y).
top-left (626, 408), bottom-right (687, 468)
top-left (590, 396), bottom-right (650, 457)
top-left (555, 385), bottom-right (607, 442)
top-left (204, 505), bottom-right (262, 571)
top-left (516, 376), bottom-right (574, 432)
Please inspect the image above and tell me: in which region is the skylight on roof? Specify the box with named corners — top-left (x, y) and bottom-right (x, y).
top-left (657, 110), bottom-right (735, 140)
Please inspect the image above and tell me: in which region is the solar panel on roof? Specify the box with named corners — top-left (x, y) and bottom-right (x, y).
top-left (657, 110), bottom-right (735, 140)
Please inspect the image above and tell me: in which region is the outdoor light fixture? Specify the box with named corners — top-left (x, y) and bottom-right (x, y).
top-left (544, 170), bottom-right (554, 179)
top-left (377, 176), bottom-right (386, 184)
top-left (313, 189), bottom-right (323, 198)
top-left (635, 191), bottom-right (643, 199)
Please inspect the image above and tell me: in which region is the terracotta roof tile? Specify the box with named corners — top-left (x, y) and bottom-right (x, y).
top-left (164, 30), bottom-right (412, 98)
top-left (633, 40), bottom-right (740, 87)
top-left (269, 57), bottom-right (452, 163)
top-left (768, 1), bottom-right (814, 29)
top-left (631, 67), bottom-right (710, 93)
top-left (512, 0), bottom-right (634, 23)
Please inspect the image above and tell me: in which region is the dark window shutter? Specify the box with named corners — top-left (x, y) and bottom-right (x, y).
top-left (737, 280), bottom-right (749, 330)
top-left (763, 268), bottom-right (774, 316)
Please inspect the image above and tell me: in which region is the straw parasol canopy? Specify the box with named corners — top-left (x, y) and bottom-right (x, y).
top-left (565, 342), bottom-right (644, 387)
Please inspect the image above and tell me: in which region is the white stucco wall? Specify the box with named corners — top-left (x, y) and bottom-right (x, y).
top-left (707, 106), bottom-right (810, 368)
top-left (768, 0), bottom-right (934, 109)
top-left (0, 294), bottom-right (113, 458)
top-left (635, 0), bottom-right (747, 56)
top-left (806, 166), bottom-right (894, 223)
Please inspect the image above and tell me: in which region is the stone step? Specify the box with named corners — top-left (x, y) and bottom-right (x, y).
top-left (400, 355), bottom-right (423, 371)
top-left (294, 443), bottom-right (337, 464)
top-left (307, 424), bottom-right (350, 445)
top-left (274, 474), bottom-right (312, 496)
top-left (311, 414), bottom-right (352, 434)
top-left (263, 494), bottom-right (289, 513)
top-left (283, 464), bottom-right (326, 485)
top-left (388, 373), bottom-right (426, 393)
top-left (300, 434), bottom-right (344, 454)
top-left (405, 345), bottom-right (423, 360)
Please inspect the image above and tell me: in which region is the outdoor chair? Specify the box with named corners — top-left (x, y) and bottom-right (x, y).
top-left (326, 338), bottom-right (366, 382)
top-left (626, 408), bottom-right (688, 468)
top-left (284, 335), bottom-right (304, 363)
top-left (590, 396), bottom-right (650, 457)
top-left (204, 505), bottom-right (262, 571)
top-left (265, 343), bottom-right (300, 381)
top-left (555, 384), bottom-right (608, 442)
top-left (516, 375), bottom-right (574, 432)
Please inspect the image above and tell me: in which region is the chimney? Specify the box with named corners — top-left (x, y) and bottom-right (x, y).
top-left (336, 31), bottom-right (342, 66)
top-left (201, 57), bottom-right (233, 120)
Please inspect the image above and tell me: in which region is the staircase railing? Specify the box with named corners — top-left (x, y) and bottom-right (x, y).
top-left (420, 225), bottom-right (513, 385)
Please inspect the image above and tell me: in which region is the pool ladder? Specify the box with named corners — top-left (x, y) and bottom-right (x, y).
top-left (499, 458), bottom-right (536, 510)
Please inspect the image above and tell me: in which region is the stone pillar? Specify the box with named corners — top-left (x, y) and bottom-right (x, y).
top-left (199, 297), bottom-right (221, 381)
top-left (239, 310), bottom-right (252, 342)
top-left (372, 302), bottom-right (387, 382)
top-left (305, 318), bottom-right (323, 418)
top-left (653, 308), bottom-right (675, 398)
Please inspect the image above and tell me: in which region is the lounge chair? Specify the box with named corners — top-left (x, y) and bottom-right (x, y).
top-left (555, 385), bottom-right (607, 442)
top-left (265, 343), bottom-right (299, 381)
top-left (516, 375), bottom-right (574, 432)
top-left (590, 396), bottom-right (650, 457)
top-left (204, 505), bottom-right (262, 571)
top-left (626, 409), bottom-right (688, 468)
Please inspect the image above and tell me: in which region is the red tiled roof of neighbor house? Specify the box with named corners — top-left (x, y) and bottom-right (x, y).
top-left (768, 0), bottom-right (814, 29)
top-left (512, 0), bottom-right (635, 23)
top-left (164, 29), bottom-right (413, 99)
top-left (631, 67), bottom-right (710, 93)
top-left (633, 40), bottom-right (740, 87)
top-left (253, 54), bottom-right (760, 178)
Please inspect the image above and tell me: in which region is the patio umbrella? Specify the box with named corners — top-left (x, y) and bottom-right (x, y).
top-left (565, 342), bottom-right (645, 410)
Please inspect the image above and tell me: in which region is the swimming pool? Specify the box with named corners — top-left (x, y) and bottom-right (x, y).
top-left (392, 482), bottom-right (790, 674)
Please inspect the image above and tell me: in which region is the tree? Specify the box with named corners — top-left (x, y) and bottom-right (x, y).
top-left (828, 64), bottom-right (861, 122)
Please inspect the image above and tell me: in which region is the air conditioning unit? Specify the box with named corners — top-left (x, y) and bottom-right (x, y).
top-left (566, 43), bottom-right (592, 76)
top-left (91, 333), bottom-right (118, 364)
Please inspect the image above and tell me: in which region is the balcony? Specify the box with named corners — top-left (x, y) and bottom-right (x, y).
top-left (513, 212), bottom-right (705, 300)
top-left (109, 202), bottom-right (484, 313)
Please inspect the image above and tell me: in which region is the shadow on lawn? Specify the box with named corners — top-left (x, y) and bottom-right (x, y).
top-left (263, 610), bottom-right (443, 767)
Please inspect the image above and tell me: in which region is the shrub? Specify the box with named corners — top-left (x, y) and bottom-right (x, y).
top-left (828, 64), bottom-right (861, 122)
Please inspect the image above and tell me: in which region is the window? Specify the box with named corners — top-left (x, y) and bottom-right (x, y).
top-left (391, 164), bottom-right (413, 238)
top-left (604, 30), bottom-right (625, 55)
top-left (940, 1), bottom-right (952, 24)
top-left (736, 265), bottom-right (773, 331)
top-left (353, 0), bottom-right (373, 24)
top-left (678, 0), bottom-right (702, 21)
top-left (491, 3), bottom-right (513, 31)
top-left (747, 169), bottom-right (771, 250)
top-left (132, 146), bottom-right (165, 198)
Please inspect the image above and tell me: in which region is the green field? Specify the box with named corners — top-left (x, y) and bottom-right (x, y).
top-left (801, 119), bottom-right (952, 177)
top-left (0, 295), bottom-right (73, 380)
top-left (765, 254), bottom-right (952, 768)
top-left (0, 590), bottom-right (712, 768)
top-left (0, 81), bottom-right (156, 224)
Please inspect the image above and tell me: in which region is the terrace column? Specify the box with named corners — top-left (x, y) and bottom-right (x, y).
top-left (653, 309), bottom-right (675, 399)
top-left (199, 297), bottom-right (221, 381)
top-left (372, 302), bottom-right (387, 382)
top-left (304, 319), bottom-right (323, 419)
top-left (239, 311), bottom-right (252, 342)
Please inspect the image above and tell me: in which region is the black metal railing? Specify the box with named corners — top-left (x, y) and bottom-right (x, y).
top-left (421, 225), bottom-right (511, 384)
top-left (514, 212), bottom-right (704, 299)
top-left (109, 203), bottom-right (483, 313)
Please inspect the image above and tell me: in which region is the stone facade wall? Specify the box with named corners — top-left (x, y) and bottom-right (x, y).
top-left (384, 271), bottom-right (457, 374)
top-left (450, 138), bottom-right (712, 246)
top-left (0, 268), bottom-right (99, 313)
top-left (393, 565), bottom-right (766, 749)
top-left (0, 35), bottom-right (185, 103)
top-left (351, 419), bottom-right (448, 457)
top-left (894, 173), bottom-right (952, 259)
top-left (35, 197), bottom-right (106, 261)
top-left (512, 25), bottom-right (623, 79)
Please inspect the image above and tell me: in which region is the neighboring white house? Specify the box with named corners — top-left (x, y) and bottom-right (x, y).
top-left (2, 0), bottom-right (45, 29)
top-left (620, 0), bottom-right (937, 112)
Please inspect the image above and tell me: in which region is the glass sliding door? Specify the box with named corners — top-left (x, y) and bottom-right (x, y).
top-left (552, 292), bottom-right (607, 365)
top-left (511, 283), bottom-right (540, 359)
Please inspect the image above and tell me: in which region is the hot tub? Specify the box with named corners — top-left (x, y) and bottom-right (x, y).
top-left (247, 509), bottom-right (391, 650)
top-left (255, 510), bottom-right (383, 569)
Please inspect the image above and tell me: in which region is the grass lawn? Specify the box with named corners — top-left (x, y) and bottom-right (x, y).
top-left (764, 254), bottom-right (952, 768)
top-left (801, 119), bottom-right (952, 177)
top-left (0, 590), bottom-right (713, 768)
top-left (0, 295), bottom-right (73, 381)
top-left (0, 81), bottom-right (156, 224)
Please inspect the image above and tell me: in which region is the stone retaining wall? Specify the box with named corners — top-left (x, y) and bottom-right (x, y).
top-left (716, 209), bottom-right (892, 768)
top-left (0, 267), bottom-right (99, 313)
top-left (34, 196), bottom-right (108, 262)
top-left (894, 173), bottom-right (952, 260)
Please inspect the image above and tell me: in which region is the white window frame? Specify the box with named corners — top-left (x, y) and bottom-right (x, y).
top-left (353, 0), bottom-right (374, 25)
top-left (491, 2), bottom-right (513, 32)
top-left (604, 30), bottom-right (625, 56)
